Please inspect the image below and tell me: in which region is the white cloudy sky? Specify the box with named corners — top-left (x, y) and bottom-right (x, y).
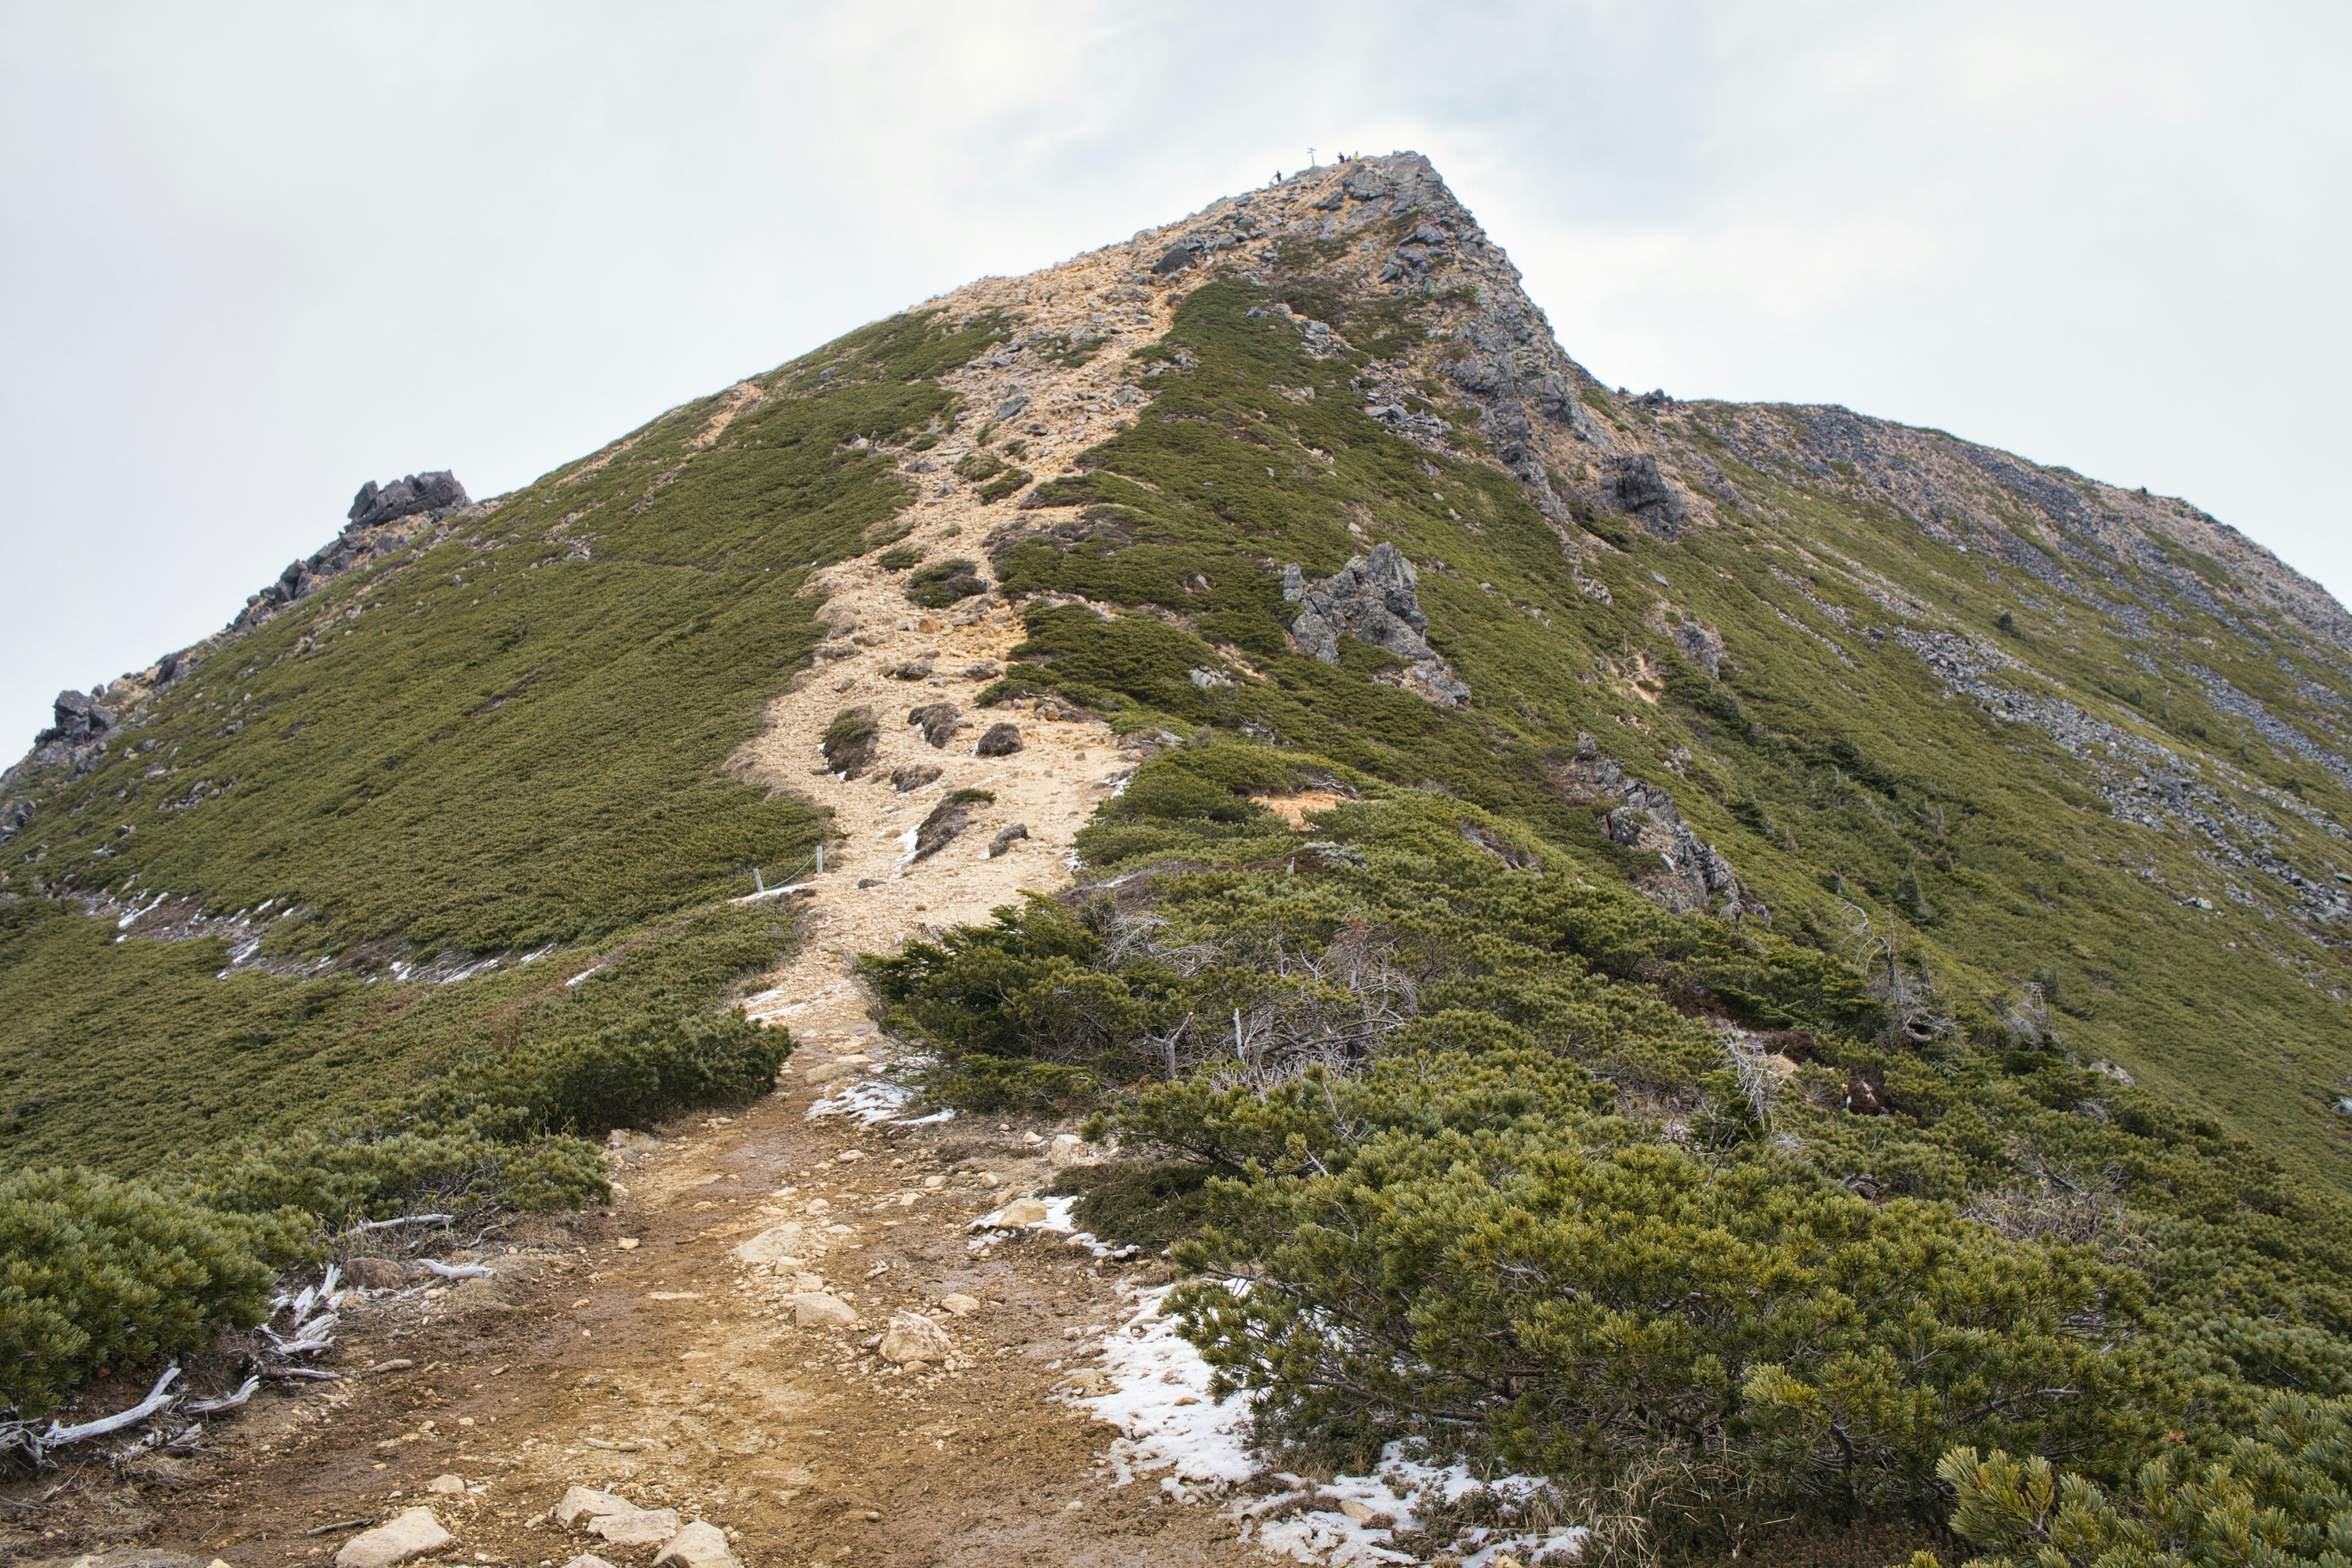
top-left (4, 1), bottom-right (2346, 744)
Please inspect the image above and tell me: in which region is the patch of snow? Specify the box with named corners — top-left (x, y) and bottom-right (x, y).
top-left (805, 1074), bottom-right (916, 1125)
top-left (1071, 1287), bottom-right (1589, 1563)
top-left (564, 964), bottom-right (606, 987)
top-left (729, 881), bottom-right (815, 905)
top-left (1073, 1284), bottom-right (1257, 1499)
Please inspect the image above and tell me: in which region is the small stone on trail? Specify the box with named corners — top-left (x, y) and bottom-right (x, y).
top-left (336, 1508), bottom-right (453, 1568)
top-left (881, 1311), bottom-right (955, 1364)
top-left (802, 1060), bottom-right (865, 1085)
top-left (586, 1507), bottom-right (681, 1547)
top-left (998, 1197), bottom-right (1050, 1226)
top-left (734, 1223), bottom-right (806, 1265)
top-left (939, 1292), bottom-right (981, 1315)
top-left (556, 1488), bottom-right (635, 1526)
top-left (561, 1557), bottom-right (622, 1568)
top-left (427, 1474), bottom-right (466, 1494)
top-left (654, 1521), bottom-right (741, 1568)
top-left (793, 1291), bottom-right (859, 1328)
top-left (616, 1238), bottom-right (640, 1251)
top-left (987, 822), bottom-right (1029, 858)
top-left (974, 722), bottom-right (1023, 756)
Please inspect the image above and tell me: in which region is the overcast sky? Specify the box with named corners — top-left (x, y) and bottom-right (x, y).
top-left (4, 1), bottom-right (2347, 746)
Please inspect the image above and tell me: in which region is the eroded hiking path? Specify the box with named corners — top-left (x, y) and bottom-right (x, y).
top-left (43, 1089), bottom-right (1255, 1568)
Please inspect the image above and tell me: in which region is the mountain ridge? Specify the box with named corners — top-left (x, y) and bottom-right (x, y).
top-left (6, 153), bottom-right (2352, 1562)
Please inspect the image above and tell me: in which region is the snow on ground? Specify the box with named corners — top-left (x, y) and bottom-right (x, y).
top-left (804, 1074), bottom-right (917, 1125)
top-left (1072, 1284), bottom-right (1258, 1500)
top-left (1056, 1282), bottom-right (1590, 1564)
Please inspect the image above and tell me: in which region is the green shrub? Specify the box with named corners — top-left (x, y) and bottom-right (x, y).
top-left (1918, 1393), bottom-right (2352, 1568)
top-left (1054, 1161), bottom-right (1214, 1247)
top-left (1148, 1039), bottom-right (2170, 1532)
top-left (906, 558), bottom-right (988, 608)
top-left (0, 1167), bottom-right (300, 1418)
top-left (978, 468), bottom-right (1033, 504)
top-left (875, 545), bottom-right (924, 571)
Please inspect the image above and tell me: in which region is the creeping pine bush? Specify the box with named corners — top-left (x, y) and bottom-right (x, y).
top-left (1160, 1042), bottom-right (2168, 1528)
top-left (0, 1167), bottom-right (304, 1419)
top-left (1915, 1393), bottom-right (2352, 1568)
top-left (868, 741), bottom-right (2352, 1552)
top-left (204, 1007), bottom-right (790, 1224)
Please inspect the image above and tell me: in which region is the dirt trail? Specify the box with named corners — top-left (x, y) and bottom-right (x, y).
top-left (23, 1087), bottom-right (1256, 1568)
top-left (722, 237), bottom-right (1191, 1069)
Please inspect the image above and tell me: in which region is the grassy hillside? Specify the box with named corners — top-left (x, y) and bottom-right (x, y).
top-left (0, 309), bottom-right (1008, 1170)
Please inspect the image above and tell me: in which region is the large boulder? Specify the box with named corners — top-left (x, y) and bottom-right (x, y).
top-left (349, 472), bottom-right (469, 530)
top-left (1281, 544), bottom-right (1471, 707)
top-left (1602, 454), bottom-right (1687, 537)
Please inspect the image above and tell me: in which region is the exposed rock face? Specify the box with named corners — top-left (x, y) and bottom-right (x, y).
top-left (1564, 733), bottom-right (1765, 924)
top-left (1604, 454), bottom-right (1687, 537)
top-left (1282, 543), bottom-right (1471, 707)
top-left (349, 471), bottom-right (469, 530)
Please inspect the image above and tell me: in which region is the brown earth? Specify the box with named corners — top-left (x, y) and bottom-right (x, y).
top-left (6, 1081), bottom-right (1260, 1568)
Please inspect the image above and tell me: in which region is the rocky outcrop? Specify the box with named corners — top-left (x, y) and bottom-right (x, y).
top-left (1563, 733), bottom-right (1765, 924)
top-left (5, 689), bottom-right (123, 805)
top-left (1604, 454), bottom-right (1687, 538)
top-left (349, 472), bottom-right (469, 530)
top-left (230, 472), bottom-right (467, 635)
top-left (1282, 543), bottom-right (1471, 707)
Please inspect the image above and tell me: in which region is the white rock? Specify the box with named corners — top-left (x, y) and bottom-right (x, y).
top-left (733, 1222), bottom-right (806, 1265)
top-left (802, 1060), bottom-right (866, 1085)
top-left (554, 1487), bottom-right (635, 1525)
top-left (1048, 1133), bottom-right (1089, 1167)
top-left (654, 1521), bottom-right (741, 1568)
top-left (586, 1507), bottom-right (682, 1545)
top-left (561, 1557), bottom-right (622, 1568)
top-left (998, 1197), bottom-right (1049, 1226)
top-left (793, 1291), bottom-right (858, 1328)
top-left (880, 1311), bottom-right (954, 1363)
top-left (336, 1508), bottom-right (453, 1568)
top-left (426, 1473), bottom-right (466, 1494)
top-left (938, 1292), bottom-right (981, 1316)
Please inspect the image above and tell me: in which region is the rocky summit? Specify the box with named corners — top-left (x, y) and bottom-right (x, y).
top-left (4, 155), bottom-right (2351, 1566)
